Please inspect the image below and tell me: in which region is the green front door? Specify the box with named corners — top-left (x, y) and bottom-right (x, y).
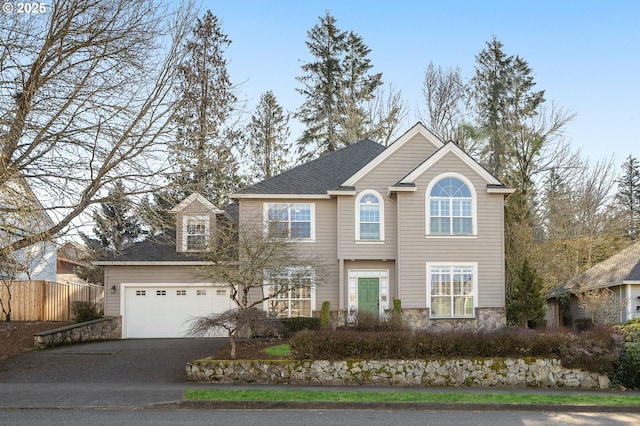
top-left (358, 278), bottom-right (379, 315)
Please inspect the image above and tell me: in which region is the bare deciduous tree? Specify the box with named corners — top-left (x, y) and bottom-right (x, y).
top-left (364, 84), bottom-right (408, 146)
top-left (187, 309), bottom-right (283, 359)
top-left (419, 63), bottom-right (475, 152)
top-left (0, 0), bottom-right (195, 257)
top-left (188, 219), bottom-right (326, 355)
top-left (575, 284), bottom-right (625, 326)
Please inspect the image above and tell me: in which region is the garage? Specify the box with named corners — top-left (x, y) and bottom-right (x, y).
top-left (122, 284), bottom-right (232, 338)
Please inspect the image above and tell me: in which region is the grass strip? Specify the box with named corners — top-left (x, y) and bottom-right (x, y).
top-left (185, 389), bottom-right (640, 406)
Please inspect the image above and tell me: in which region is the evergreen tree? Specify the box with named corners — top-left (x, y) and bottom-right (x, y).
top-left (336, 31), bottom-right (383, 147)
top-left (506, 258), bottom-right (546, 328)
top-left (81, 181), bottom-right (141, 253)
top-left (167, 10), bottom-right (241, 207)
top-left (470, 36), bottom-right (546, 188)
top-left (296, 11), bottom-right (382, 160)
top-left (244, 91), bottom-right (291, 182)
top-left (617, 154), bottom-right (640, 237)
top-left (469, 37), bottom-right (573, 325)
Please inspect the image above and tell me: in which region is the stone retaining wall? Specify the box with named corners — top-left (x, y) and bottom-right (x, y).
top-left (186, 358), bottom-right (610, 389)
top-left (34, 316), bottom-right (122, 348)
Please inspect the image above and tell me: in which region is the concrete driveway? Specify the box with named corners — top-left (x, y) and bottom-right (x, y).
top-left (0, 338), bottom-right (226, 384)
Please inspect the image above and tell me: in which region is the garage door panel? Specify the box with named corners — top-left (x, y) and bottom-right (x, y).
top-left (124, 286), bottom-right (231, 338)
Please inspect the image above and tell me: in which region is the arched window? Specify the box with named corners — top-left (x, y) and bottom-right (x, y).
top-left (356, 190), bottom-right (384, 241)
top-left (427, 175), bottom-right (474, 235)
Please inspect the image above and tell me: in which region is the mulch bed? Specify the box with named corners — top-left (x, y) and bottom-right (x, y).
top-left (0, 321), bottom-right (74, 364)
top-left (211, 337), bottom-right (291, 360)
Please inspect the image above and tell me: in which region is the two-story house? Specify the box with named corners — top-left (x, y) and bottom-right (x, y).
top-left (98, 123), bottom-right (513, 338)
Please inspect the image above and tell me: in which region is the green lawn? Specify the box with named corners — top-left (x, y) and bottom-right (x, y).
top-left (185, 389), bottom-right (640, 406)
top-left (264, 344), bottom-right (290, 357)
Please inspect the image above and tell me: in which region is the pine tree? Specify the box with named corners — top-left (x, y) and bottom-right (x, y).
top-left (336, 31), bottom-right (383, 147)
top-left (506, 258), bottom-right (546, 328)
top-left (244, 91), bottom-right (291, 182)
top-left (81, 181), bottom-right (141, 253)
top-left (617, 154), bottom-right (640, 237)
top-left (469, 36), bottom-right (545, 188)
top-left (296, 12), bottom-right (382, 160)
top-left (167, 10), bottom-right (241, 207)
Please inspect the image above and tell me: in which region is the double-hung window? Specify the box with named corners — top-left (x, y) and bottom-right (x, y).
top-left (184, 216), bottom-right (208, 251)
top-left (265, 203), bottom-right (314, 240)
top-left (428, 175), bottom-right (474, 235)
top-left (428, 264), bottom-right (476, 318)
top-left (356, 190), bottom-right (384, 241)
top-left (265, 268), bottom-right (315, 318)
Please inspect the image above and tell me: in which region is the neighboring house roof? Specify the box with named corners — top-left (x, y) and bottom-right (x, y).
top-left (232, 139), bottom-right (385, 197)
top-left (548, 240), bottom-right (640, 297)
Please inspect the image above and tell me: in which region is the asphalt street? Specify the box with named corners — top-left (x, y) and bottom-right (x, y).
top-left (1, 338), bottom-right (640, 413)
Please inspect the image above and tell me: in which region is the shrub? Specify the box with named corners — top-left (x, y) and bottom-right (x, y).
top-left (71, 301), bottom-right (103, 323)
top-left (353, 311), bottom-right (408, 332)
top-left (615, 342), bottom-right (640, 390)
top-left (289, 325), bottom-right (623, 373)
top-left (615, 319), bottom-right (640, 343)
top-left (556, 326), bottom-right (623, 374)
top-left (280, 317), bottom-right (321, 334)
top-left (320, 301), bottom-right (330, 328)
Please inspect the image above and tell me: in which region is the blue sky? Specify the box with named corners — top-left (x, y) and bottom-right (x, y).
top-left (204, 0), bottom-right (639, 166)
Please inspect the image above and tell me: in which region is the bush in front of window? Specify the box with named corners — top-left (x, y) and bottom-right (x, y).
top-left (280, 317), bottom-right (321, 334)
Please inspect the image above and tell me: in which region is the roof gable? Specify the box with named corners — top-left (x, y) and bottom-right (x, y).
top-left (169, 192), bottom-right (223, 214)
top-left (341, 123), bottom-right (443, 187)
top-left (233, 139), bottom-right (385, 198)
top-left (399, 141), bottom-right (506, 187)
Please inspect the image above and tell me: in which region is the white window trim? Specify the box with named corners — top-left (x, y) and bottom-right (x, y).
top-left (425, 172), bottom-right (477, 237)
top-left (262, 267), bottom-right (316, 318)
top-left (263, 203), bottom-right (316, 242)
top-left (355, 189), bottom-right (385, 242)
top-left (182, 215), bottom-right (209, 252)
top-left (426, 262), bottom-right (478, 319)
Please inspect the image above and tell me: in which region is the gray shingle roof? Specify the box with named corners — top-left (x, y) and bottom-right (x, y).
top-left (234, 139), bottom-right (385, 195)
top-left (96, 202), bottom-right (239, 263)
top-left (548, 240), bottom-right (640, 297)
top-left (96, 232), bottom-right (208, 262)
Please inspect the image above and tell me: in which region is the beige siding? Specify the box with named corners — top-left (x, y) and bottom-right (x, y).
top-left (104, 265), bottom-right (204, 316)
top-left (175, 199), bottom-right (218, 253)
top-left (396, 152), bottom-right (506, 310)
top-left (238, 198), bottom-right (339, 312)
top-left (339, 133), bottom-right (439, 260)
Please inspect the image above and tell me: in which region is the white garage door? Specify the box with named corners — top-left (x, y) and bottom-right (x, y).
top-left (123, 285), bottom-right (232, 338)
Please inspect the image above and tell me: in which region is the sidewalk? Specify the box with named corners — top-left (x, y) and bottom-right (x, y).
top-left (2, 382), bottom-right (639, 412)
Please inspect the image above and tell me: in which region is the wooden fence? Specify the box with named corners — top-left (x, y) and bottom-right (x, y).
top-left (0, 280), bottom-right (104, 321)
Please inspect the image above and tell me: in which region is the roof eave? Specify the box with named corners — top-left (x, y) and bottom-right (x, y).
top-left (231, 193), bottom-right (331, 200)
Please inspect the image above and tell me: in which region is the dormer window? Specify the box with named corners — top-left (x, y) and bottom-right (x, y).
top-left (184, 216), bottom-right (208, 251)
